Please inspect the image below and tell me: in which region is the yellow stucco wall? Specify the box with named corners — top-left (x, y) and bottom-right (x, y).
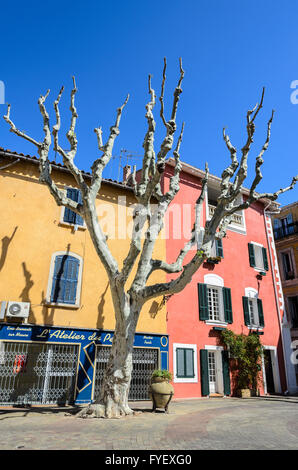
top-left (0, 159), bottom-right (167, 334)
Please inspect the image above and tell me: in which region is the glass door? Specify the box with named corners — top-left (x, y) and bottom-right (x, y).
top-left (208, 351), bottom-right (217, 393)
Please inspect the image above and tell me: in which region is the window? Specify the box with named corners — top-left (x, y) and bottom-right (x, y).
top-left (209, 238), bottom-right (224, 259)
top-left (281, 251), bottom-right (295, 280)
top-left (198, 280), bottom-right (233, 324)
top-left (207, 187), bottom-right (246, 235)
top-left (248, 298), bottom-right (255, 325)
top-left (46, 252), bottom-right (83, 307)
top-left (243, 289), bottom-right (265, 328)
top-left (273, 213), bottom-right (295, 239)
top-left (173, 343), bottom-right (198, 383)
top-left (62, 188), bottom-right (84, 227)
top-left (288, 296), bottom-right (298, 328)
top-left (207, 286), bottom-right (221, 321)
top-left (176, 348), bottom-right (194, 378)
top-left (248, 243), bottom-right (269, 272)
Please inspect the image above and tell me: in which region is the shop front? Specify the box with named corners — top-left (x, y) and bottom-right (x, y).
top-left (0, 324), bottom-right (169, 406)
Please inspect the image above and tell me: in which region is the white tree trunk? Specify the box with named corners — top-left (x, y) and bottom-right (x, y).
top-left (78, 295), bottom-right (141, 419)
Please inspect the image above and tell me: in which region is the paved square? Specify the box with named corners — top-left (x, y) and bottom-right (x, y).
top-left (0, 396), bottom-right (297, 450)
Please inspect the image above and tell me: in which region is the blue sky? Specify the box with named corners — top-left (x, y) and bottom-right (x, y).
top-left (0, 0), bottom-right (297, 205)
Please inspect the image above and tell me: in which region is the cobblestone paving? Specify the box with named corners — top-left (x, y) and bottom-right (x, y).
top-left (0, 396), bottom-right (297, 450)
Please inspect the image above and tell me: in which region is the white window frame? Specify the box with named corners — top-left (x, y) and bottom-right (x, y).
top-left (244, 287), bottom-right (263, 330)
top-left (204, 345), bottom-right (225, 395)
top-left (173, 343), bottom-right (198, 383)
top-left (204, 274), bottom-right (228, 327)
top-left (45, 251), bottom-right (83, 309)
top-left (249, 241), bottom-right (266, 272)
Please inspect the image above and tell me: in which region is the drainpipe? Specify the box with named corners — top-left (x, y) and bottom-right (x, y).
top-left (263, 202), bottom-right (289, 393)
top-left (0, 158), bottom-right (20, 170)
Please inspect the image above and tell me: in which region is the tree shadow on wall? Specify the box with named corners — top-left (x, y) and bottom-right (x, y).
top-left (96, 282), bottom-right (109, 329)
top-left (41, 244), bottom-right (71, 326)
top-left (0, 226), bottom-right (18, 272)
top-left (9, 261), bottom-right (36, 325)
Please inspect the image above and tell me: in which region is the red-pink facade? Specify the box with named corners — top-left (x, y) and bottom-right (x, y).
top-left (162, 161), bottom-right (287, 398)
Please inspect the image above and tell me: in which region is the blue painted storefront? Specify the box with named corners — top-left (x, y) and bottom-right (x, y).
top-left (0, 323), bottom-right (169, 404)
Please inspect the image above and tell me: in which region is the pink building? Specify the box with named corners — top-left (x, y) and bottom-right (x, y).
top-left (162, 159), bottom-right (287, 398)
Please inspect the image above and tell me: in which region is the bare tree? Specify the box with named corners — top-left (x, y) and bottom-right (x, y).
top-left (3, 60), bottom-right (297, 418)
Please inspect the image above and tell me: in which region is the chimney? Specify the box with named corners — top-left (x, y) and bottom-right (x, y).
top-left (123, 165), bottom-right (132, 184)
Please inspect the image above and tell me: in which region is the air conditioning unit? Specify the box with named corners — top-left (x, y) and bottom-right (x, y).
top-left (6, 301), bottom-right (30, 320)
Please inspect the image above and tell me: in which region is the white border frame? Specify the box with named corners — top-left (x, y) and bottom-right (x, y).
top-left (173, 343), bottom-right (198, 383)
top-left (204, 345), bottom-right (224, 395)
top-left (249, 241), bottom-right (267, 273)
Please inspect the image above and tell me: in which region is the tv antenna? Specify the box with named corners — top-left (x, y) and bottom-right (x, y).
top-left (115, 148), bottom-right (142, 182)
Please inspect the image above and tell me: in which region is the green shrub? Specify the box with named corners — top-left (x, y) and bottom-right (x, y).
top-left (220, 330), bottom-right (263, 391)
top-left (151, 369), bottom-right (173, 381)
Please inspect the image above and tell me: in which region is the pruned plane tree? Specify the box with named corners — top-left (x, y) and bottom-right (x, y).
top-left (3, 59), bottom-right (297, 418)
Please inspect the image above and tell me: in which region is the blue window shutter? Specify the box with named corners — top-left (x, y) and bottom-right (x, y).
top-left (287, 213), bottom-right (294, 234)
top-left (75, 191), bottom-right (84, 226)
top-left (63, 188), bottom-right (84, 226)
top-left (51, 255), bottom-right (80, 304)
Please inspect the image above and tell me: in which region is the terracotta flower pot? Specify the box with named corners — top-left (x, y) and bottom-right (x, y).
top-left (149, 377), bottom-right (174, 413)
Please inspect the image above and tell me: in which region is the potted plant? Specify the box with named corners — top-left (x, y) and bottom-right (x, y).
top-left (149, 369), bottom-right (174, 413)
top-left (220, 330), bottom-right (263, 398)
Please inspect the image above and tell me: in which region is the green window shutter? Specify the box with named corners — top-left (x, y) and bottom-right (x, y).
top-left (257, 299), bottom-right (265, 327)
top-left (262, 247), bottom-right (269, 271)
top-left (198, 283), bottom-right (209, 321)
top-left (221, 350), bottom-right (231, 396)
top-left (200, 349), bottom-right (210, 396)
top-left (176, 348), bottom-right (185, 378)
top-left (185, 349), bottom-right (195, 378)
top-left (176, 348), bottom-right (195, 378)
top-left (248, 243), bottom-right (256, 267)
top-left (216, 238), bottom-right (224, 258)
top-left (242, 296), bottom-right (250, 326)
top-left (223, 287), bottom-right (233, 324)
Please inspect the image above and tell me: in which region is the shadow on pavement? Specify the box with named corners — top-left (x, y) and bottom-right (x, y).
top-left (0, 405), bottom-right (82, 419)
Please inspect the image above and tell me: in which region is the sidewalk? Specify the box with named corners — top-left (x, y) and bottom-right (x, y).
top-left (0, 396), bottom-right (297, 450)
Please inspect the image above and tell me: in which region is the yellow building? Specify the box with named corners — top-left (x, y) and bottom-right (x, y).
top-left (272, 202), bottom-right (298, 394)
top-left (0, 148), bottom-right (168, 405)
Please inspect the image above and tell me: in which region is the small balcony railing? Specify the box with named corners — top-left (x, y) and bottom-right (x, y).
top-left (208, 204), bottom-right (243, 226)
top-left (274, 222), bottom-right (298, 240)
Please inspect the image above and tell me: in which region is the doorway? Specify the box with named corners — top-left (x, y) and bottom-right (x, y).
top-left (264, 349), bottom-right (275, 394)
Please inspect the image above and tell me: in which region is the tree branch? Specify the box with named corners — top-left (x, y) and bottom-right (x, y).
top-left (90, 94), bottom-right (129, 201)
